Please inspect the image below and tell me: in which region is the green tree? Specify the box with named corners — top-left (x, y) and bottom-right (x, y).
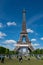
top-left (0, 46), bottom-right (6, 54)
top-left (5, 49), bottom-right (9, 54)
top-left (32, 49), bottom-right (43, 54)
top-left (40, 49), bottom-right (43, 54)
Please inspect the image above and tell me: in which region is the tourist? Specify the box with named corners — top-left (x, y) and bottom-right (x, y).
top-left (18, 56), bottom-right (23, 62)
top-left (1, 55), bottom-right (5, 63)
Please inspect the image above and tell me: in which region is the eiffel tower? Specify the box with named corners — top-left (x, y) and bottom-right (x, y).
top-left (15, 9), bottom-right (34, 52)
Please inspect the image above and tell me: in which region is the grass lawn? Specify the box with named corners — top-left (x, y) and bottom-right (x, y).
top-left (0, 57), bottom-right (43, 65)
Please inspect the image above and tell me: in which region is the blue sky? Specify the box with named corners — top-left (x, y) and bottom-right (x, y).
top-left (0, 0), bottom-right (43, 50)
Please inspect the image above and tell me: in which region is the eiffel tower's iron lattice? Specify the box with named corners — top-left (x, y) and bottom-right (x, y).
top-left (15, 9), bottom-right (34, 52)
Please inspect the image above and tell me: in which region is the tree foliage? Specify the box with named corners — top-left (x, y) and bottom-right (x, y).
top-left (0, 46), bottom-right (43, 55)
top-left (32, 49), bottom-right (43, 54)
top-left (0, 46), bottom-right (6, 54)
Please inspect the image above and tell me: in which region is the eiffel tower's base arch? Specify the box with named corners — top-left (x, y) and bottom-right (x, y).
top-left (16, 47), bottom-right (32, 53)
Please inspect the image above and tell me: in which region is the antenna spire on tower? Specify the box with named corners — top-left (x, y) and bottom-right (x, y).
top-left (22, 9), bottom-right (26, 32)
top-left (22, 9), bottom-right (26, 22)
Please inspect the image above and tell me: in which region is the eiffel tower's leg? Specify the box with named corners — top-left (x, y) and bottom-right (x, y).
top-left (19, 34), bottom-right (23, 42)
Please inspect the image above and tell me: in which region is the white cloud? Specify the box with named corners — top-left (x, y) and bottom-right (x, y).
top-left (7, 22), bottom-right (16, 26)
top-left (0, 23), bottom-right (3, 28)
top-left (0, 32), bottom-right (7, 39)
top-left (4, 40), bottom-right (16, 44)
top-left (32, 43), bottom-right (40, 47)
top-left (27, 29), bottom-right (34, 33)
top-left (40, 37), bottom-right (43, 40)
top-left (31, 43), bottom-right (40, 49)
top-left (31, 38), bottom-right (36, 42)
